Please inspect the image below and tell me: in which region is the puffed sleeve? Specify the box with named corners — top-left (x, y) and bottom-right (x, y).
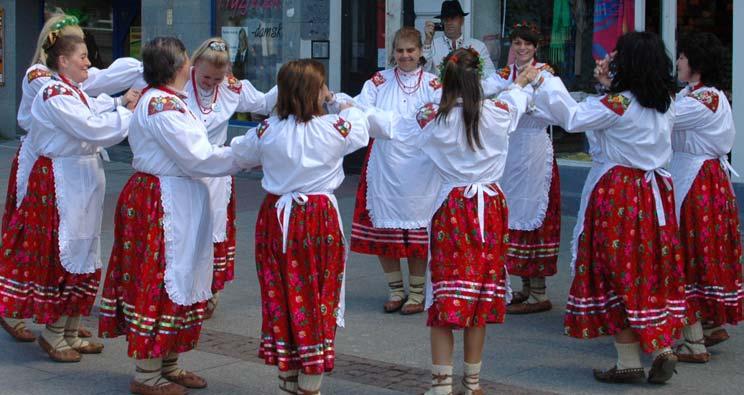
top-left (673, 94), bottom-right (714, 131)
top-left (42, 92), bottom-right (131, 147)
top-left (533, 76), bottom-right (619, 132)
top-left (355, 78), bottom-right (379, 107)
top-left (337, 107), bottom-right (371, 155)
top-left (149, 110), bottom-right (239, 177)
top-left (494, 85), bottom-right (531, 133)
top-left (366, 105), bottom-right (432, 148)
top-left (84, 57), bottom-right (145, 96)
top-left (422, 44), bottom-right (436, 74)
top-left (87, 93), bottom-right (117, 114)
top-left (233, 79), bottom-right (274, 115)
top-left (230, 126), bottom-right (262, 169)
top-left (482, 73), bottom-right (512, 98)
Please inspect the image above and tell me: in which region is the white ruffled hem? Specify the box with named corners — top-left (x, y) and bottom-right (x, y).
top-left (160, 177), bottom-right (212, 306)
top-left (507, 134), bottom-right (555, 231)
top-left (368, 218), bottom-right (430, 229)
top-left (52, 159), bottom-right (74, 273)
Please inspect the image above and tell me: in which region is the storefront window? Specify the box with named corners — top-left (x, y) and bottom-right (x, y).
top-left (216, 0), bottom-right (331, 122)
top-left (45, 0), bottom-right (115, 68)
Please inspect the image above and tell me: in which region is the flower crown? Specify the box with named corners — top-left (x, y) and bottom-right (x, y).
top-left (43, 15), bottom-right (80, 50)
top-left (438, 47), bottom-right (485, 80)
top-left (208, 41), bottom-right (227, 51)
top-left (512, 21), bottom-right (540, 35)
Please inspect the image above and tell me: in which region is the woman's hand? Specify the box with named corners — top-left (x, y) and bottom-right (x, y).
top-left (515, 65), bottom-right (539, 88)
top-left (594, 55), bottom-right (612, 88)
top-left (121, 88), bottom-right (141, 109)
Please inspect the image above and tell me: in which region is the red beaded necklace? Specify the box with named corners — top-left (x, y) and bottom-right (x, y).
top-left (191, 68), bottom-right (219, 114)
top-left (394, 67), bottom-right (424, 95)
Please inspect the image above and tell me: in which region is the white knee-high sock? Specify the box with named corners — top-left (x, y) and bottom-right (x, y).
top-left (614, 342), bottom-right (642, 370)
top-left (277, 369), bottom-right (299, 395)
top-left (528, 277), bottom-right (548, 303)
top-left (682, 321), bottom-right (707, 354)
top-left (462, 361), bottom-right (482, 394)
top-left (298, 372), bottom-right (323, 394)
top-left (385, 271), bottom-right (405, 301)
top-left (134, 357), bottom-right (166, 386)
top-left (42, 316), bottom-right (71, 351)
top-left (162, 352), bottom-right (185, 377)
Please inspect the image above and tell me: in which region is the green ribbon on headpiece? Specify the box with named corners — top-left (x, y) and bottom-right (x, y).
top-left (52, 15), bottom-right (79, 32)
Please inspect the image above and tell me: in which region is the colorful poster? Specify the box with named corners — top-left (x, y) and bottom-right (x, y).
top-left (592, 0), bottom-right (634, 59)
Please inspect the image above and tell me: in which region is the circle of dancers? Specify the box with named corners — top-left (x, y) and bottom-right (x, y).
top-left (0, 9), bottom-right (741, 395)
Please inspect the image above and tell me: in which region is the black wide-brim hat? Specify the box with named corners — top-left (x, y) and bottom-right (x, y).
top-left (435, 0), bottom-right (469, 19)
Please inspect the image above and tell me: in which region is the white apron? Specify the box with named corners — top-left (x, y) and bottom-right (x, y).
top-left (159, 176), bottom-right (215, 306)
top-left (52, 154), bottom-right (106, 274)
top-left (200, 175), bottom-right (233, 242)
top-left (274, 191), bottom-right (348, 328)
top-left (501, 128), bottom-right (554, 230)
top-left (15, 138), bottom-right (38, 206)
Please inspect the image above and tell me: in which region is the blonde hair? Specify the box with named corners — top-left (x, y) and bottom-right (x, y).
top-left (389, 26), bottom-right (424, 66)
top-left (31, 14), bottom-right (84, 66)
top-left (192, 37), bottom-right (231, 69)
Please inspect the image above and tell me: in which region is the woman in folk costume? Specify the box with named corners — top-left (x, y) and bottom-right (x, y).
top-left (482, 23), bottom-right (561, 314)
top-left (1, 14), bottom-right (143, 343)
top-left (98, 37), bottom-right (240, 395)
top-left (370, 48), bottom-right (537, 395)
top-left (0, 34), bottom-right (136, 362)
top-left (669, 32), bottom-right (742, 363)
top-left (533, 32), bottom-right (685, 384)
top-left (349, 27), bottom-right (442, 314)
top-left (230, 59), bottom-right (389, 395)
top-left (184, 37), bottom-right (275, 319)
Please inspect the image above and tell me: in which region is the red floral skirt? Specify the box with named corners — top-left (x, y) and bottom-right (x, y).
top-left (212, 179), bottom-right (237, 293)
top-left (426, 184), bottom-right (509, 328)
top-left (506, 159), bottom-right (561, 277)
top-left (350, 141), bottom-right (428, 259)
top-left (99, 173), bottom-right (207, 359)
top-left (680, 160), bottom-right (743, 326)
top-left (1, 147), bottom-right (20, 234)
top-left (0, 156), bottom-right (100, 324)
top-left (565, 166), bottom-right (686, 352)
top-left (256, 193), bottom-right (345, 374)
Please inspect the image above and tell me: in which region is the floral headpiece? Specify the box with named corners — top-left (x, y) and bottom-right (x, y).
top-left (208, 41), bottom-right (227, 51)
top-left (43, 15), bottom-right (80, 50)
top-left (438, 47), bottom-right (485, 80)
top-left (512, 21), bottom-right (540, 35)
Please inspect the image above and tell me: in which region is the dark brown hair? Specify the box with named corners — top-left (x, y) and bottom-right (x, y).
top-left (142, 37), bottom-right (188, 86)
top-left (44, 34), bottom-right (85, 71)
top-left (436, 48), bottom-right (483, 150)
top-left (275, 59), bottom-right (326, 122)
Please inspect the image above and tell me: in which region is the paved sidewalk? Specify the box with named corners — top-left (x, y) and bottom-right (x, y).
top-left (0, 140), bottom-right (742, 395)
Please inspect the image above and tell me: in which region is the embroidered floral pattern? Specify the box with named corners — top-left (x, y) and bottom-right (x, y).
top-left (147, 96), bottom-right (186, 116)
top-left (416, 103), bottom-right (439, 128)
top-left (538, 63), bottom-right (556, 75)
top-left (600, 94), bottom-right (631, 116)
top-left (427, 185), bottom-right (509, 328)
top-left (333, 118), bottom-right (351, 137)
top-left (680, 160), bottom-right (743, 325)
top-left (256, 119), bottom-right (270, 138)
top-left (371, 71), bottom-right (386, 87)
top-left (490, 98), bottom-right (510, 113)
top-left (0, 157), bottom-right (100, 324)
top-left (42, 83), bottom-right (75, 101)
top-left (497, 66), bottom-right (511, 80)
top-left (255, 194), bottom-right (345, 374)
top-left (688, 90), bottom-right (720, 113)
top-left (28, 68), bottom-right (53, 83)
top-left (99, 173), bottom-right (207, 359)
top-left (564, 166), bottom-right (686, 352)
top-left (429, 78), bottom-right (442, 90)
top-left (226, 76), bottom-right (242, 94)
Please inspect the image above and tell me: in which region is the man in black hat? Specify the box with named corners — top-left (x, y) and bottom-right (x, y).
top-left (423, 0), bottom-right (495, 78)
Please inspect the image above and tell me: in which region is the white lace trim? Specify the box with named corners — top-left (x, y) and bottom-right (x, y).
top-left (372, 218), bottom-right (430, 229)
top-left (364, 142), bottom-right (380, 226)
top-left (159, 177), bottom-right (212, 306)
top-left (51, 158), bottom-right (74, 273)
top-left (14, 140), bottom-right (33, 208)
top-left (508, 133), bottom-right (555, 231)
